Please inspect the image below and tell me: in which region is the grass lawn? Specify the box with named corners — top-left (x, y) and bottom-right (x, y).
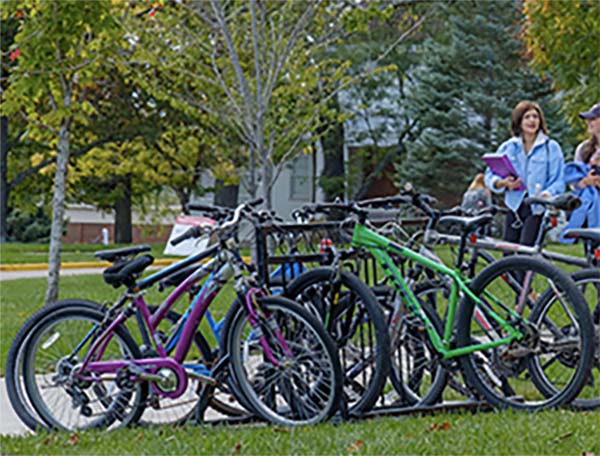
top-left (0, 243), bottom-right (177, 265)
top-left (0, 409), bottom-right (598, 454)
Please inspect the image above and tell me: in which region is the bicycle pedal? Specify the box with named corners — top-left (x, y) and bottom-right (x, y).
top-left (186, 370), bottom-right (217, 385)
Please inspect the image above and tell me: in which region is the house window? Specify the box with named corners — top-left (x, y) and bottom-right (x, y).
top-left (290, 154), bottom-right (311, 201)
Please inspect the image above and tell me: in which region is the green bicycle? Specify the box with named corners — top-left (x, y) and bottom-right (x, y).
top-left (309, 200), bottom-right (594, 410)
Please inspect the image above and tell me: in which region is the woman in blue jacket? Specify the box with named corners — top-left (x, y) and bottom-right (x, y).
top-left (560, 103), bottom-right (600, 242)
top-left (484, 101), bottom-right (565, 246)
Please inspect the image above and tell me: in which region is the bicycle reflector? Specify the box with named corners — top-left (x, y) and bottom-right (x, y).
top-left (469, 233), bottom-right (477, 244)
top-left (319, 238), bottom-right (333, 253)
top-left (550, 216), bottom-right (558, 227)
top-left (595, 249), bottom-right (600, 260)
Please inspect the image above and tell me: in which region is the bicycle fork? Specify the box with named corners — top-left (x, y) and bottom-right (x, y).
top-left (244, 288), bottom-right (295, 367)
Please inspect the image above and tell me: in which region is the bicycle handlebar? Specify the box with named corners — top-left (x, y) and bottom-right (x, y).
top-left (171, 198), bottom-right (264, 245)
top-left (356, 194), bottom-right (413, 208)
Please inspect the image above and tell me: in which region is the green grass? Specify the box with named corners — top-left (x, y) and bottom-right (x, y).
top-left (1, 409), bottom-right (598, 454)
top-left (0, 243), bottom-right (177, 265)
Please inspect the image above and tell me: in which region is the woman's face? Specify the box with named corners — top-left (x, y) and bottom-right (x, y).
top-left (585, 117), bottom-right (600, 138)
top-left (521, 109), bottom-right (540, 137)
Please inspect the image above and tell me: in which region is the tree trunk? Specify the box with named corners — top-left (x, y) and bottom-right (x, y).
top-left (319, 113), bottom-right (345, 202)
top-left (213, 180), bottom-right (239, 207)
top-left (114, 176), bottom-right (132, 244)
top-left (260, 154), bottom-right (273, 209)
top-left (45, 118), bottom-right (72, 305)
top-left (0, 116), bottom-right (8, 243)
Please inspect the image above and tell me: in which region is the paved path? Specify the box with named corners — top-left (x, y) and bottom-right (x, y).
top-left (0, 376), bottom-right (231, 436)
top-left (0, 268), bottom-right (104, 281)
top-left (0, 379), bottom-right (32, 436)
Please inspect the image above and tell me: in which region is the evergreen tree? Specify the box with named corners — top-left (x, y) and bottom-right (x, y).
top-left (397, 1), bottom-right (576, 204)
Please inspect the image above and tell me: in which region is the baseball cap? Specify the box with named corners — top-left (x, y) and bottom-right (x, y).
top-left (579, 103), bottom-right (600, 119)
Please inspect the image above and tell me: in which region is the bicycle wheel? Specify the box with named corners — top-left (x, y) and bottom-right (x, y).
top-left (224, 296), bottom-right (342, 426)
top-left (5, 299), bottom-right (102, 432)
top-left (456, 256), bottom-right (594, 410)
top-left (284, 268), bottom-right (390, 415)
top-left (529, 267), bottom-right (600, 410)
top-left (387, 280), bottom-right (451, 406)
top-left (22, 306), bottom-right (148, 430)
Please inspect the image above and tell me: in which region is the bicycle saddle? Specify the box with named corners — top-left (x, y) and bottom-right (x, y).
top-left (438, 214), bottom-right (493, 232)
top-left (103, 254), bottom-right (154, 288)
top-left (94, 245), bottom-right (151, 262)
top-left (524, 193), bottom-right (582, 211)
top-left (563, 228), bottom-right (600, 244)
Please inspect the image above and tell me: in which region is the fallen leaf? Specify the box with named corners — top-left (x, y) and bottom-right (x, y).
top-left (347, 440), bottom-right (365, 453)
top-left (429, 421), bottom-right (451, 432)
top-left (273, 427), bottom-right (290, 433)
top-left (66, 433), bottom-right (79, 446)
top-left (231, 443), bottom-right (242, 455)
top-left (43, 434), bottom-right (57, 446)
top-left (137, 432), bottom-right (144, 441)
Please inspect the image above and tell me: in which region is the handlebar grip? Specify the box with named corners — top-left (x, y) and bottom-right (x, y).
top-left (187, 203), bottom-right (222, 213)
top-left (246, 197), bottom-right (264, 207)
top-left (170, 226), bottom-right (201, 246)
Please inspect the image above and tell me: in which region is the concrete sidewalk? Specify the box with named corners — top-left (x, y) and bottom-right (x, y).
top-left (0, 259), bottom-right (177, 281)
top-left (0, 379), bottom-right (31, 436)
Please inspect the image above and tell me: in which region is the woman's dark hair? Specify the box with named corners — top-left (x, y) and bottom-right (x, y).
top-left (581, 136), bottom-right (599, 164)
top-left (511, 101), bottom-right (548, 137)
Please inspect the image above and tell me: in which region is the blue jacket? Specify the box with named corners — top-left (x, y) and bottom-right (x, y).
top-left (559, 161), bottom-right (600, 243)
top-left (484, 132), bottom-right (565, 213)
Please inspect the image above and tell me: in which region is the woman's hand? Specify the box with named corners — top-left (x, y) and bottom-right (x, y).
top-left (580, 169), bottom-right (600, 188)
top-left (495, 176), bottom-right (522, 191)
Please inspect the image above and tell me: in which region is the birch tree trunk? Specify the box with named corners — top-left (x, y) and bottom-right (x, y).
top-left (0, 116), bottom-right (8, 243)
top-left (45, 114), bottom-right (72, 305)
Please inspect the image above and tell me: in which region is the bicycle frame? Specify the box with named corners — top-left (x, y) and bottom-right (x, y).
top-left (74, 253), bottom-right (231, 399)
top-left (351, 224), bottom-right (525, 360)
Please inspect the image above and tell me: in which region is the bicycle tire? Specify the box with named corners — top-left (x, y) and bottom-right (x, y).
top-left (5, 299), bottom-right (103, 432)
top-left (456, 255), bottom-right (594, 410)
top-left (387, 280), bottom-right (449, 406)
top-left (284, 268), bottom-right (390, 415)
top-left (529, 267), bottom-right (600, 410)
top-left (22, 306), bottom-right (148, 430)
top-left (224, 296), bottom-right (342, 426)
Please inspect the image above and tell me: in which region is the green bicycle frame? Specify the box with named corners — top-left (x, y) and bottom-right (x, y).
top-left (352, 224), bottom-right (524, 359)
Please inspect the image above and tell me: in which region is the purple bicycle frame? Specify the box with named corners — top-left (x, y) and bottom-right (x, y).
top-left (76, 259), bottom-right (222, 399)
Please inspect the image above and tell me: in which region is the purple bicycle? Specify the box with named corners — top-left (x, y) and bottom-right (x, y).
top-left (17, 200), bottom-right (342, 430)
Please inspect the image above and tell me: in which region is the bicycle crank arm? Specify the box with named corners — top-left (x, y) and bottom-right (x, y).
top-left (186, 370), bottom-right (217, 385)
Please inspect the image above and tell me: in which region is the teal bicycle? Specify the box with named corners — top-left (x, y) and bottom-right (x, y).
top-left (308, 200), bottom-right (594, 410)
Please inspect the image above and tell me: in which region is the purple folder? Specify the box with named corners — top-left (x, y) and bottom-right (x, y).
top-left (483, 153), bottom-right (525, 191)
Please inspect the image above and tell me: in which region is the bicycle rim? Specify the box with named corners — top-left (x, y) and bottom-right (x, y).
top-left (22, 308), bottom-right (146, 430)
top-left (226, 297), bottom-right (341, 426)
top-left (457, 256), bottom-right (594, 410)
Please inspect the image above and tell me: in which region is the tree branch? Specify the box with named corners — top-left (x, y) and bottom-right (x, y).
top-left (8, 135), bottom-right (122, 191)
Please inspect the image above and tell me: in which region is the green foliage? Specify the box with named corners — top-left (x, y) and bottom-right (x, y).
top-left (523, 0), bottom-right (600, 128)
top-left (5, 207), bottom-right (52, 242)
top-left (397, 1), bottom-right (576, 204)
